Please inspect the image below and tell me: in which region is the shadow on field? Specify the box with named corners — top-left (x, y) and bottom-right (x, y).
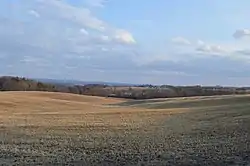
top-left (1, 94), bottom-right (250, 165)
top-left (114, 95), bottom-right (250, 109)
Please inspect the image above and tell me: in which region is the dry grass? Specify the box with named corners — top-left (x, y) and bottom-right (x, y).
top-left (0, 92), bottom-right (249, 165)
top-left (0, 91), bottom-right (183, 128)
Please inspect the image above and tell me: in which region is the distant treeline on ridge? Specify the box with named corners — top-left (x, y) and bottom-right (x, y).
top-left (0, 76), bottom-right (249, 99)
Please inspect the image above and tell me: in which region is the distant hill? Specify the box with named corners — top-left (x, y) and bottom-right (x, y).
top-left (0, 76), bottom-right (249, 99)
top-left (32, 78), bottom-right (137, 87)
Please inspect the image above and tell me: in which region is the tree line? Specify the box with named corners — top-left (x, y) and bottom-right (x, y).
top-left (0, 76), bottom-right (248, 99)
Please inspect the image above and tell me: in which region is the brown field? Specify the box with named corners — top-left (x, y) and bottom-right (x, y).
top-left (0, 91), bottom-right (183, 128)
top-left (0, 92), bottom-right (250, 165)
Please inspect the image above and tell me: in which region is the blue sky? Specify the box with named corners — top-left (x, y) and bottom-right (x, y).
top-left (1, 0), bottom-right (250, 85)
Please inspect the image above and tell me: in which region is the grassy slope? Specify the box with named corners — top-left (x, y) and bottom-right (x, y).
top-left (115, 95), bottom-right (250, 108)
top-left (0, 92), bottom-right (250, 165)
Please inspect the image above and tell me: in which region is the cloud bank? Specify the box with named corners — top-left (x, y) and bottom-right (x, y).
top-left (1, 0), bottom-right (250, 85)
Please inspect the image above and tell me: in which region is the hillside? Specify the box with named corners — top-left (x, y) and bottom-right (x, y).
top-left (0, 92), bottom-right (249, 165)
top-left (0, 76), bottom-right (249, 99)
top-left (33, 78), bottom-right (137, 86)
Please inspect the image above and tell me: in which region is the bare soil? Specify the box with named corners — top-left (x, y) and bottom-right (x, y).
top-left (0, 92), bottom-right (249, 165)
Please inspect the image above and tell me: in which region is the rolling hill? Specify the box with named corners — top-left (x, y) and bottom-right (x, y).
top-left (0, 91), bottom-right (249, 165)
top-left (1, 76), bottom-right (249, 99)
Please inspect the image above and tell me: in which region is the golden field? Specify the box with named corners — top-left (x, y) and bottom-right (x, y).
top-left (0, 92), bottom-right (250, 165)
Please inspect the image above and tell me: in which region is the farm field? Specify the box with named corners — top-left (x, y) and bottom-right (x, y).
top-left (0, 92), bottom-right (250, 165)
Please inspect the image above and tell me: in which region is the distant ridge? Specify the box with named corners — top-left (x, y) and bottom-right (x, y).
top-left (1, 76), bottom-right (250, 99)
top-left (32, 78), bottom-right (137, 87)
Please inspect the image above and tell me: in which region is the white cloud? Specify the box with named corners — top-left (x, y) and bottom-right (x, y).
top-left (233, 29), bottom-right (250, 39)
top-left (35, 0), bottom-right (106, 31)
top-left (84, 0), bottom-right (108, 8)
top-left (28, 10), bottom-right (40, 18)
top-left (196, 44), bottom-right (227, 55)
top-left (236, 49), bottom-right (250, 56)
top-left (0, 0), bottom-right (139, 80)
top-left (80, 28), bottom-right (89, 35)
top-left (171, 37), bottom-right (191, 45)
top-left (168, 35), bottom-right (250, 61)
top-left (0, 0), bottom-right (137, 55)
top-left (149, 70), bottom-right (192, 76)
top-left (33, 0), bottom-right (135, 43)
top-left (114, 30), bottom-right (136, 44)
top-left (20, 56), bottom-right (46, 64)
top-left (101, 35), bottom-right (110, 41)
top-left (197, 40), bottom-right (205, 46)
top-left (101, 47), bottom-right (109, 51)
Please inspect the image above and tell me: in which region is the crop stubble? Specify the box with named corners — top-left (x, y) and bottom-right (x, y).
top-left (0, 92), bottom-right (249, 165)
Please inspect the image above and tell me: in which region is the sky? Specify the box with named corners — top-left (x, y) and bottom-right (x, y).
top-left (1, 0), bottom-right (250, 86)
